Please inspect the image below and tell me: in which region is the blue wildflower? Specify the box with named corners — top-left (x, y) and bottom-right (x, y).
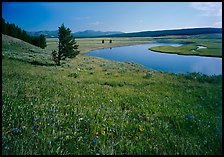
top-left (48, 141), bottom-right (52, 145)
top-left (92, 139), bottom-right (98, 143)
top-left (4, 146), bottom-right (10, 150)
top-left (185, 114), bottom-right (194, 121)
top-left (34, 118), bottom-right (39, 121)
top-left (13, 128), bottom-right (17, 132)
top-left (31, 126), bottom-right (35, 129)
top-left (50, 118), bottom-right (53, 121)
top-left (47, 123), bottom-right (50, 126)
top-left (19, 129), bottom-right (22, 133)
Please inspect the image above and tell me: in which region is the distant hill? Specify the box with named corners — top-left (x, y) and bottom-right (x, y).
top-left (100, 28), bottom-right (222, 37)
top-left (28, 30), bottom-right (124, 38)
top-left (27, 30), bottom-right (59, 38)
top-left (73, 30), bottom-right (124, 38)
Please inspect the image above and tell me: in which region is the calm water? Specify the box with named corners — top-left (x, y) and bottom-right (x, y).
top-left (85, 43), bottom-right (222, 75)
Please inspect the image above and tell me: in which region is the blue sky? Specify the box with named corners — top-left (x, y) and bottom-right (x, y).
top-left (2, 2), bottom-right (222, 33)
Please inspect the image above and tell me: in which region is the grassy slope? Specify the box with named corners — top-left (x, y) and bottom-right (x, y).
top-left (2, 34), bottom-right (222, 155)
top-left (149, 33), bottom-right (222, 57)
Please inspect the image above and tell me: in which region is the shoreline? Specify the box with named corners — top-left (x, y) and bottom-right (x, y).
top-left (148, 48), bottom-right (222, 58)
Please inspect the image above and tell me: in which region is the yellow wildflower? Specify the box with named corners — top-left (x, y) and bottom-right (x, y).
top-left (66, 135), bottom-right (71, 140)
top-left (101, 129), bottom-right (105, 135)
top-left (22, 125), bottom-right (26, 129)
top-left (139, 125), bottom-right (144, 132)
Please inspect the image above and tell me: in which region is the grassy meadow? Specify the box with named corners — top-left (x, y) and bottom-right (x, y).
top-left (149, 33), bottom-right (222, 57)
top-left (2, 34), bottom-right (222, 155)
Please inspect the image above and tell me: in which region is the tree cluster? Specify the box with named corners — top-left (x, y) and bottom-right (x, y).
top-left (52, 24), bottom-right (79, 66)
top-left (2, 18), bottom-right (46, 49)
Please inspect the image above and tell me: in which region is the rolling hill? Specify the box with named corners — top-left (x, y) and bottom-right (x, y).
top-left (100, 28), bottom-right (222, 37)
top-left (28, 30), bottom-right (124, 38)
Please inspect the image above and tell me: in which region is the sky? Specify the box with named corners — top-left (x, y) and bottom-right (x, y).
top-left (2, 2), bottom-right (222, 33)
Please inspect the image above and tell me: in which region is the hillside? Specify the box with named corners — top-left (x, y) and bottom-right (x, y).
top-left (28, 30), bottom-right (124, 38)
top-left (2, 34), bottom-right (222, 155)
top-left (2, 34), bottom-right (53, 65)
top-left (101, 28), bottom-right (222, 37)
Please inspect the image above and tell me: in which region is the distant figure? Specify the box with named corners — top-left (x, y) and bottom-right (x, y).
top-left (109, 39), bottom-right (112, 43)
top-left (102, 40), bottom-right (104, 44)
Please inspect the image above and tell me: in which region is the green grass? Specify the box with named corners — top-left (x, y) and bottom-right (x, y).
top-left (149, 33), bottom-right (222, 57)
top-left (2, 34), bottom-right (222, 155)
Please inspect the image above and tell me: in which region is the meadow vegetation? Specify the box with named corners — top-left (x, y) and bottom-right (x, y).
top-left (2, 34), bottom-right (222, 155)
top-left (149, 33), bottom-right (222, 57)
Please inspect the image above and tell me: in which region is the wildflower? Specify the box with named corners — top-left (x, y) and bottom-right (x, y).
top-left (66, 135), bottom-right (71, 141)
top-left (31, 126), bottom-right (35, 129)
top-left (34, 118), bottom-right (39, 121)
top-left (47, 123), bottom-right (50, 126)
top-left (48, 141), bottom-right (52, 145)
top-left (13, 128), bottom-right (17, 132)
top-left (4, 146), bottom-right (10, 150)
top-left (185, 114), bottom-right (194, 121)
top-left (92, 139), bottom-right (98, 143)
top-left (22, 125), bottom-right (26, 129)
top-left (96, 153), bottom-right (100, 155)
top-left (2, 136), bottom-right (6, 140)
top-left (101, 130), bottom-right (105, 135)
top-left (139, 125), bottom-right (144, 132)
top-left (50, 118), bottom-right (53, 121)
top-left (14, 139), bottom-right (17, 143)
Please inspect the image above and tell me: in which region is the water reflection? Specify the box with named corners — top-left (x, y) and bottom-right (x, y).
top-left (85, 43), bottom-right (222, 76)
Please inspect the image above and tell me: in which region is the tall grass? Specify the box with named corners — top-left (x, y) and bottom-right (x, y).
top-left (2, 34), bottom-right (222, 155)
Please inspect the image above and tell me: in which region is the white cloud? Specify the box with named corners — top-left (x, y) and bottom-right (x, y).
top-left (190, 2), bottom-right (222, 17)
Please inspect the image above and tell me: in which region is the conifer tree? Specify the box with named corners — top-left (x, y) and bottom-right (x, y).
top-left (52, 23), bottom-right (79, 66)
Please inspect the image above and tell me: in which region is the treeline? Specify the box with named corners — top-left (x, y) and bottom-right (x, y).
top-left (102, 28), bottom-right (222, 38)
top-left (2, 18), bottom-right (46, 49)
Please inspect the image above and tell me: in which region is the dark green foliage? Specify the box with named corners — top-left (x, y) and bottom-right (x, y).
top-left (183, 72), bottom-right (222, 84)
top-left (51, 50), bottom-right (59, 65)
top-left (102, 28), bottom-right (222, 37)
top-left (2, 18), bottom-right (46, 49)
top-left (68, 72), bottom-right (78, 78)
top-left (52, 23), bottom-right (79, 65)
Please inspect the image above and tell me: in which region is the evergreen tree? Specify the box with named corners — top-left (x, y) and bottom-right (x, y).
top-left (39, 34), bottom-right (47, 49)
top-left (52, 23), bottom-right (79, 66)
top-left (2, 18), bottom-right (6, 34)
top-left (2, 18), bottom-right (46, 49)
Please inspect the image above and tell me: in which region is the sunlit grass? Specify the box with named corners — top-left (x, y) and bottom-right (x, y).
top-left (149, 34), bottom-right (222, 57)
top-left (2, 34), bottom-right (222, 155)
